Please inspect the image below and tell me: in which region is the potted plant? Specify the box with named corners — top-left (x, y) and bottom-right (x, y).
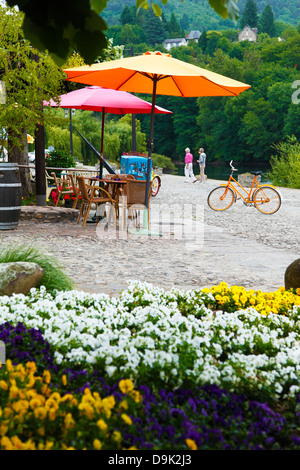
top-left (46, 150), bottom-right (76, 176)
top-left (63, 193), bottom-right (81, 209)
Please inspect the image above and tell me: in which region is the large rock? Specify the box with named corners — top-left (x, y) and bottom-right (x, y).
top-left (0, 262), bottom-right (44, 296)
top-left (285, 259), bottom-right (300, 290)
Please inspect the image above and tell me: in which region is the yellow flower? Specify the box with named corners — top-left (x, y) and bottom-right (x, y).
top-left (93, 439), bottom-right (102, 450)
top-left (130, 390), bottom-right (142, 403)
top-left (43, 370), bottom-right (51, 384)
top-left (6, 359), bottom-right (13, 372)
top-left (119, 379), bottom-right (134, 394)
top-left (121, 413), bottom-right (132, 425)
top-left (30, 397), bottom-right (43, 410)
top-left (12, 399), bottom-right (29, 415)
top-left (186, 438), bottom-right (197, 450)
top-left (118, 399), bottom-right (129, 410)
top-left (102, 395), bottom-right (115, 410)
top-left (97, 419), bottom-right (108, 432)
top-left (64, 413), bottom-right (75, 429)
top-left (9, 385), bottom-right (19, 399)
top-left (78, 402), bottom-right (95, 419)
top-left (34, 407), bottom-right (47, 420)
top-left (26, 361), bottom-right (37, 374)
top-left (11, 435), bottom-right (23, 450)
top-left (48, 408), bottom-right (56, 421)
top-left (61, 393), bottom-right (74, 403)
top-left (0, 423), bottom-right (8, 436)
top-left (0, 380), bottom-right (8, 391)
top-left (62, 374), bottom-right (67, 386)
top-left (112, 431), bottom-right (122, 443)
top-left (1, 436), bottom-right (13, 450)
top-left (21, 439), bottom-right (36, 450)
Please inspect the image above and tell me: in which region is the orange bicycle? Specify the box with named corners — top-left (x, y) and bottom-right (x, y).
top-left (207, 160), bottom-right (281, 215)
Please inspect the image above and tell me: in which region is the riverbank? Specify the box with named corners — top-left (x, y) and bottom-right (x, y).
top-left (0, 174), bottom-right (299, 296)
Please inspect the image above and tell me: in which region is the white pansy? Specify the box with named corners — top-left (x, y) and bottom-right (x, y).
top-left (0, 282), bottom-right (300, 399)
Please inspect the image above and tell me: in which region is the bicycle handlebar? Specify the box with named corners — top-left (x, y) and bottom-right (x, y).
top-left (230, 160), bottom-right (238, 171)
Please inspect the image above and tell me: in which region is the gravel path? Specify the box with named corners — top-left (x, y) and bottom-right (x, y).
top-left (0, 173), bottom-right (299, 296)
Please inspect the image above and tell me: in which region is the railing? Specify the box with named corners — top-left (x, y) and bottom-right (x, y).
top-left (17, 164), bottom-right (100, 174)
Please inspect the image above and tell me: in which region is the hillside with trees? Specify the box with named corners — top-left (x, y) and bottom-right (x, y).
top-left (1, 1), bottom-right (298, 175)
top-left (102, 0), bottom-right (299, 29)
top-left (103, 1), bottom-right (300, 167)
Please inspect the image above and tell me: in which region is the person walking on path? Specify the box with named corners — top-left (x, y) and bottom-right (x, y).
top-left (184, 148), bottom-right (197, 183)
top-left (197, 147), bottom-right (206, 183)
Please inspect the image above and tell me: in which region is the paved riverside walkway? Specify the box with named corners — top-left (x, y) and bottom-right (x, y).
top-left (0, 174), bottom-right (299, 296)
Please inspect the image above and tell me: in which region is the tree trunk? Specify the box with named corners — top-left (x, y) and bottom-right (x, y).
top-left (7, 127), bottom-right (33, 199)
top-left (35, 121), bottom-right (46, 206)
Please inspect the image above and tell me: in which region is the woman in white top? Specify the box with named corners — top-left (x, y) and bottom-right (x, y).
top-left (197, 148), bottom-right (206, 183)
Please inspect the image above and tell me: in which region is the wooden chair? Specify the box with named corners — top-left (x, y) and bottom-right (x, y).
top-left (121, 179), bottom-right (153, 230)
top-left (76, 175), bottom-right (117, 228)
top-left (68, 173), bottom-right (81, 208)
top-left (51, 172), bottom-right (78, 208)
top-left (103, 174), bottom-right (135, 215)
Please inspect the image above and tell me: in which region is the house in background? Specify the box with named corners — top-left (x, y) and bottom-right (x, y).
top-left (186, 30), bottom-right (201, 43)
top-left (163, 37), bottom-right (188, 51)
top-left (238, 25), bottom-right (257, 42)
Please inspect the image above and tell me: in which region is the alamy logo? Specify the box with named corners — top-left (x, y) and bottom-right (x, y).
top-left (95, 202), bottom-right (204, 249)
top-left (292, 80), bottom-right (300, 104)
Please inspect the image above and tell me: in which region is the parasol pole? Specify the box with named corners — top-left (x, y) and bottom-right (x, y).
top-left (69, 109), bottom-right (73, 157)
top-left (100, 108), bottom-right (105, 180)
top-left (128, 75), bottom-right (162, 236)
top-left (145, 74), bottom-right (158, 207)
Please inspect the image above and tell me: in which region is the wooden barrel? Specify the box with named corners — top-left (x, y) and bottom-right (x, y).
top-left (0, 163), bottom-right (22, 230)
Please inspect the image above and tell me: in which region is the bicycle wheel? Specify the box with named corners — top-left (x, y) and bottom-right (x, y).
top-left (151, 176), bottom-right (160, 197)
top-left (207, 186), bottom-right (235, 211)
top-left (253, 186), bottom-right (281, 214)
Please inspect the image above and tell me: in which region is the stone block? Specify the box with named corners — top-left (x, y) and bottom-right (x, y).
top-left (285, 259), bottom-right (300, 290)
top-left (237, 173), bottom-right (261, 187)
top-left (0, 262), bottom-right (44, 296)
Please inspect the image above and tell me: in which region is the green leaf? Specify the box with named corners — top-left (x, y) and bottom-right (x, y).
top-left (136, 0), bottom-right (149, 10)
top-left (90, 0), bottom-right (109, 15)
top-left (209, 0), bottom-right (239, 21)
top-left (152, 3), bottom-right (162, 17)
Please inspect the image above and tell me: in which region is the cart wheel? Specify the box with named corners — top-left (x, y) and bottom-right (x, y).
top-left (152, 176), bottom-right (160, 197)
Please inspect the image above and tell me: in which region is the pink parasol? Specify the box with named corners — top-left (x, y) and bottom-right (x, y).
top-left (44, 85), bottom-right (172, 115)
top-left (44, 86), bottom-right (172, 175)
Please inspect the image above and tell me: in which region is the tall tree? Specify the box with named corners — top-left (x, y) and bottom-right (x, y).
top-left (0, 6), bottom-right (64, 197)
top-left (240, 0), bottom-right (258, 29)
top-left (259, 4), bottom-right (276, 37)
top-left (120, 5), bottom-right (134, 26)
top-left (168, 12), bottom-right (183, 38)
top-left (145, 10), bottom-right (167, 46)
top-left (180, 13), bottom-right (190, 32)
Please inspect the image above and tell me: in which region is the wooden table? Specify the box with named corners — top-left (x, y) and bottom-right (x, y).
top-left (89, 177), bottom-right (128, 199)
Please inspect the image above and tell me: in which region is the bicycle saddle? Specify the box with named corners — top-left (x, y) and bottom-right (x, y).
top-left (250, 171), bottom-right (262, 176)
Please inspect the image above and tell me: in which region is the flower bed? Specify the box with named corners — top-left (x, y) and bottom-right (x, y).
top-left (0, 281), bottom-right (299, 450)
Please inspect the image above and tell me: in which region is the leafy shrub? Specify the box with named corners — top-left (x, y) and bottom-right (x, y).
top-left (46, 149), bottom-right (76, 174)
top-left (152, 153), bottom-right (176, 172)
top-left (267, 136), bottom-right (300, 188)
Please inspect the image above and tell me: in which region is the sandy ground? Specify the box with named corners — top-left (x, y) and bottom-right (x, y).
top-left (0, 173), bottom-right (299, 296)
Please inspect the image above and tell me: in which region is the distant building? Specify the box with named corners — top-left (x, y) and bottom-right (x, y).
top-left (163, 38), bottom-right (188, 51)
top-left (186, 30), bottom-right (201, 43)
top-left (238, 26), bottom-right (257, 42)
